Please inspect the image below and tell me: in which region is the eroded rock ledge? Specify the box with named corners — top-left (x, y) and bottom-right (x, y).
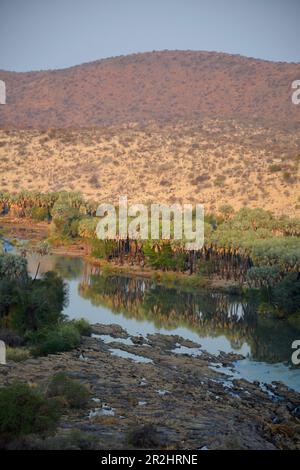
top-left (1, 323), bottom-right (300, 450)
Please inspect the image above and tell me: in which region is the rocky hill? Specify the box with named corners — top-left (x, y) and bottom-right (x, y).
top-left (0, 51), bottom-right (299, 128)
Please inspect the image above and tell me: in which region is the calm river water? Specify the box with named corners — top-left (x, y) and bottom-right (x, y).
top-left (22, 252), bottom-right (300, 392)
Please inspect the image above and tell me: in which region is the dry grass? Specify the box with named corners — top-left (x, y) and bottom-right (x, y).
top-left (0, 118), bottom-right (299, 216)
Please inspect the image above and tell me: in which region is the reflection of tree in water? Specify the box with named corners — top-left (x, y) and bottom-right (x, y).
top-left (79, 273), bottom-right (258, 350)
top-left (247, 317), bottom-right (299, 365)
top-left (78, 271), bottom-right (300, 364)
top-left (52, 256), bottom-right (84, 280)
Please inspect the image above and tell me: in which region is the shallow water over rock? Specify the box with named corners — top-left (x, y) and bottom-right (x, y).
top-left (26, 253), bottom-right (300, 391)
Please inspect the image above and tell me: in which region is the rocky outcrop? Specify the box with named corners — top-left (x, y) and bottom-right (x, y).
top-left (1, 325), bottom-right (299, 450)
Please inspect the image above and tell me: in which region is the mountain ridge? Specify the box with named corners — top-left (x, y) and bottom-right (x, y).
top-left (1, 50), bottom-right (299, 128)
top-left (2, 50), bottom-right (300, 74)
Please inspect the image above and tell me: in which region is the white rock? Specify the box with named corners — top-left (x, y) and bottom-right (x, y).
top-left (92, 397), bottom-right (101, 403)
top-left (139, 378), bottom-right (148, 386)
top-left (88, 405), bottom-right (115, 419)
top-left (156, 389), bottom-right (170, 396)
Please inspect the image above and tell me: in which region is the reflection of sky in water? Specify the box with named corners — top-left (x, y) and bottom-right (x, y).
top-left (26, 254), bottom-right (300, 392)
top-left (235, 359), bottom-right (300, 393)
top-left (210, 359), bottom-right (300, 393)
top-left (108, 348), bottom-right (153, 364)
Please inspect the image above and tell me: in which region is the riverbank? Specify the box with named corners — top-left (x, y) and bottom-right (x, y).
top-left (1, 323), bottom-right (299, 450)
top-left (0, 216), bottom-right (49, 245)
top-left (0, 216), bottom-right (238, 292)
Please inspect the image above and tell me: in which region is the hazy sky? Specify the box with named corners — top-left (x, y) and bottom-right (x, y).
top-left (0, 0), bottom-right (299, 71)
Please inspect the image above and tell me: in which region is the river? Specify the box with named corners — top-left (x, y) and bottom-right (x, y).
top-left (24, 252), bottom-right (300, 392)
top-left (1, 235), bottom-right (299, 392)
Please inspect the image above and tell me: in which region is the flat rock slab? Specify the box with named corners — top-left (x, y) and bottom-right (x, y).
top-left (1, 325), bottom-right (300, 450)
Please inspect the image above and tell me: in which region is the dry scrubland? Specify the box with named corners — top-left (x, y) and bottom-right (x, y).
top-left (1, 51), bottom-right (300, 128)
top-left (1, 51), bottom-right (299, 215)
top-left (0, 119), bottom-right (299, 216)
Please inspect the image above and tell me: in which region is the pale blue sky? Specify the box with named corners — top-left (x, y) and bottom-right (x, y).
top-left (0, 0), bottom-right (299, 71)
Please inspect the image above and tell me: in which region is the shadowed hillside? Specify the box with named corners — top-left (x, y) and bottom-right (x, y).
top-left (0, 51), bottom-right (299, 128)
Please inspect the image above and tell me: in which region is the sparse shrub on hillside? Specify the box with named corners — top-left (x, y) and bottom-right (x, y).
top-left (282, 171), bottom-right (293, 183)
top-left (29, 323), bottom-right (81, 356)
top-left (88, 175), bottom-right (100, 189)
top-left (269, 164), bottom-right (281, 173)
top-left (0, 382), bottom-right (61, 441)
top-left (214, 175), bottom-right (226, 187)
top-left (14, 430), bottom-right (98, 450)
top-left (47, 373), bottom-right (91, 409)
top-left (192, 174), bottom-right (211, 185)
top-left (127, 424), bottom-right (162, 449)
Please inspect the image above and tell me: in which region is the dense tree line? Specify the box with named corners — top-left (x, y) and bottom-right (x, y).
top-left (1, 191), bottom-right (299, 293)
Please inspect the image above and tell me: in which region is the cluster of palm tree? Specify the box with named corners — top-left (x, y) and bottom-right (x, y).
top-left (0, 190), bottom-right (98, 219)
top-left (1, 192), bottom-right (299, 282)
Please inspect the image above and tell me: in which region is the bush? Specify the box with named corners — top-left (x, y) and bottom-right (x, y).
top-left (25, 207), bottom-right (50, 221)
top-left (6, 347), bottom-right (31, 362)
top-left (282, 171), bottom-right (292, 182)
top-left (246, 266), bottom-right (282, 288)
top-left (72, 318), bottom-right (92, 336)
top-left (47, 373), bottom-right (91, 409)
top-left (287, 312), bottom-right (300, 331)
top-left (214, 176), bottom-right (226, 187)
top-left (219, 204), bottom-right (234, 220)
top-left (29, 323), bottom-right (81, 356)
top-left (271, 273), bottom-right (300, 315)
top-left (0, 382), bottom-right (61, 440)
top-left (0, 270), bottom-right (68, 334)
top-left (7, 430), bottom-right (98, 450)
top-left (0, 254), bottom-right (28, 281)
top-left (50, 194), bottom-right (82, 239)
top-left (269, 164), bottom-right (281, 173)
top-left (143, 242), bottom-right (185, 271)
top-left (0, 328), bottom-right (23, 347)
top-left (91, 239), bottom-right (116, 259)
top-left (127, 424), bottom-right (161, 448)
top-left (88, 175), bottom-right (100, 188)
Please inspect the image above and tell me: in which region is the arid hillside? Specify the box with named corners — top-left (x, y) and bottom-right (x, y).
top-left (0, 51), bottom-right (300, 128)
top-left (0, 51), bottom-right (299, 215)
top-left (0, 119), bottom-right (299, 216)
